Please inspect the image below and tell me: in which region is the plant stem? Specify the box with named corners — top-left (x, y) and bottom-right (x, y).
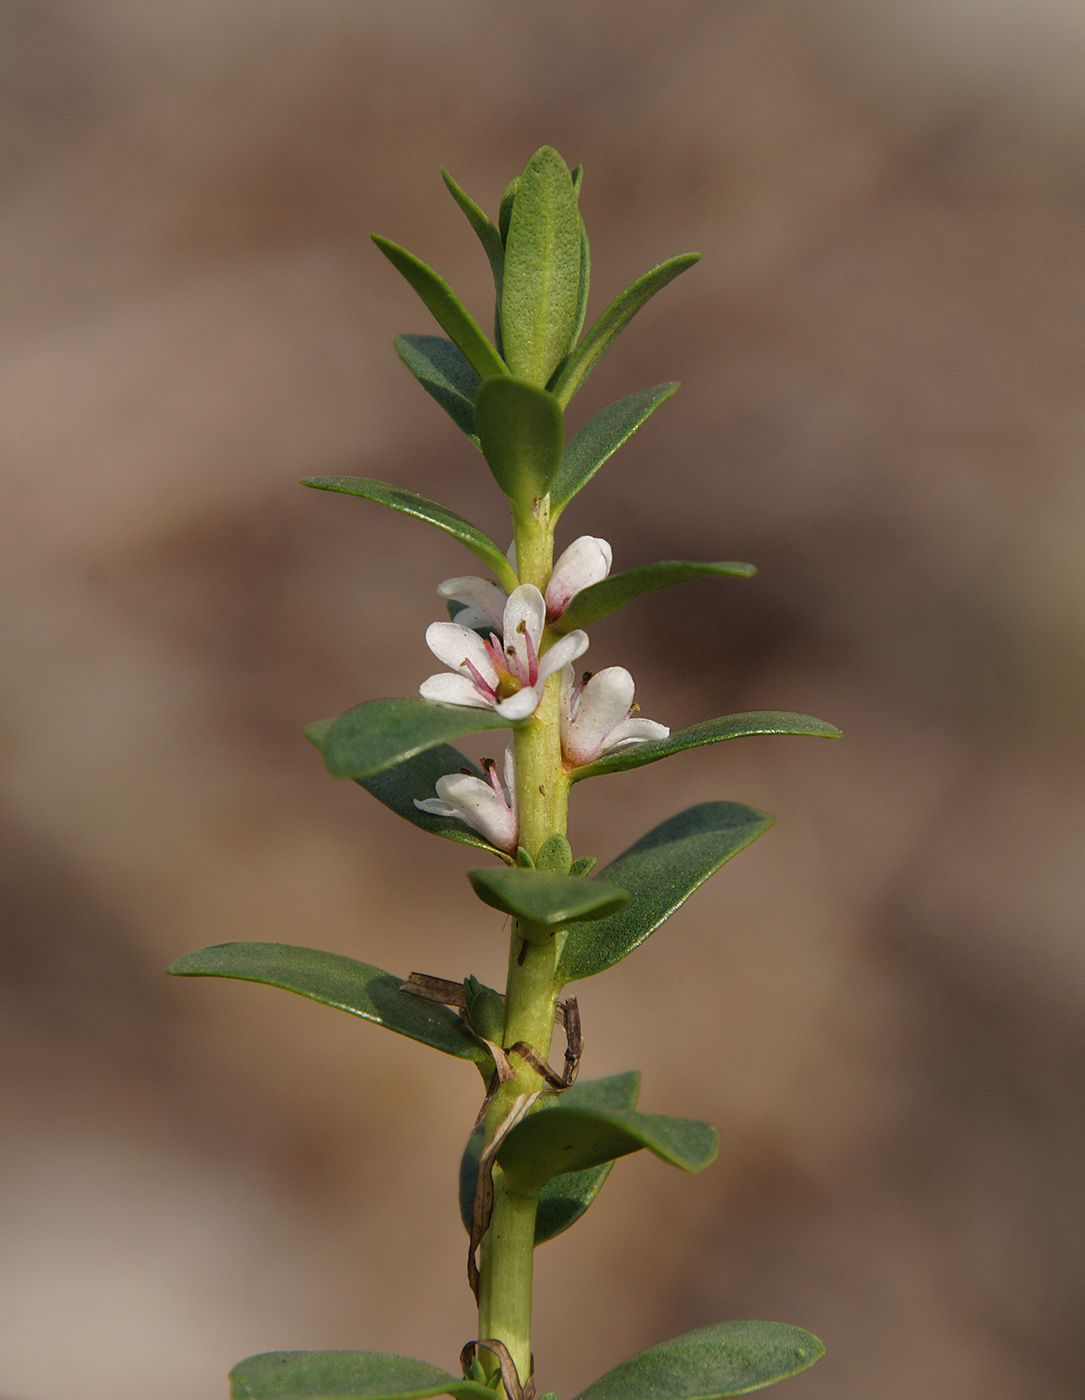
top-left (476, 498), bottom-right (565, 1395)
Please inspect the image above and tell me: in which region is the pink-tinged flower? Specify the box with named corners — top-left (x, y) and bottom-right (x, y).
top-left (559, 664), bottom-right (669, 767)
top-left (436, 575), bottom-right (507, 635)
top-left (437, 536), bottom-right (611, 634)
top-left (420, 584), bottom-right (588, 721)
top-left (414, 744), bottom-right (519, 853)
top-left (544, 536), bottom-right (612, 621)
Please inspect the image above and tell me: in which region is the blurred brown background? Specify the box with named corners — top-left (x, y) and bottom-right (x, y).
top-left (2, 2), bottom-right (1084, 1397)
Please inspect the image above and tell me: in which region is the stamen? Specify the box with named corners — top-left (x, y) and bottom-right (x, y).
top-left (522, 625), bottom-right (538, 686)
top-left (462, 657), bottom-right (496, 701)
top-left (481, 757), bottom-right (506, 804)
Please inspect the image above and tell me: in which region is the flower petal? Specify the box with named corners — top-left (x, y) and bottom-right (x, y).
top-left (433, 772), bottom-right (518, 852)
top-left (564, 666), bottom-right (636, 766)
top-left (538, 629), bottom-right (589, 685)
top-left (545, 536), bottom-right (612, 618)
top-left (501, 741), bottom-right (516, 793)
top-left (502, 584), bottom-right (547, 686)
top-left (419, 673), bottom-right (491, 708)
top-left (425, 621), bottom-right (498, 683)
top-left (599, 717), bottom-right (670, 752)
top-left (503, 584), bottom-right (546, 647)
top-left (437, 576), bottom-right (507, 634)
top-left (413, 797), bottom-right (460, 818)
top-left (494, 687), bottom-right (542, 721)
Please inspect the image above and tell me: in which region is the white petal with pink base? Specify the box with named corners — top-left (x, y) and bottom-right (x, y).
top-left (420, 583), bottom-right (588, 721)
top-left (545, 536), bottom-right (612, 620)
top-left (560, 664), bottom-right (669, 767)
top-left (414, 745), bottom-right (519, 853)
top-left (437, 535), bottom-right (612, 633)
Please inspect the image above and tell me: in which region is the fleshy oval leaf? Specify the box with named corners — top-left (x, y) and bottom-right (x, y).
top-left (549, 383), bottom-right (678, 515)
top-left (166, 943), bottom-right (489, 1065)
top-left (393, 335), bottom-right (481, 444)
top-left (371, 234), bottom-right (506, 381)
top-left (474, 375), bottom-right (565, 511)
top-left (502, 146), bottom-right (583, 385)
top-left (569, 712), bottom-right (843, 782)
top-left (300, 477), bottom-right (517, 592)
top-left (550, 253), bottom-right (701, 406)
top-left (314, 698), bottom-right (524, 782)
top-left (570, 1321), bottom-right (825, 1400)
top-left (497, 1099), bottom-right (718, 1196)
top-left (559, 803), bottom-right (774, 983)
top-left (230, 1350), bottom-right (494, 1400)
top-left (550, 560), bottom-right (757, 635)
top-left (459, 1072), bottom-right (641, 1246)
top-left (467, 866), bottom-right (629, 927)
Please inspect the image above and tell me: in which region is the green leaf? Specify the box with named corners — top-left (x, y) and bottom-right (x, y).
top-left (230, 1351), bottom-right (494, 1400)
top-left (571, 1322), bottom-right (825, 1400)
top-left (441, 169), bottom-right (504, 300)
top-left (502, 147), bottom-right (583, 385)
top-left (459, 1072), bottom-right (640, 1245)
top-left (314, 698), bottom-right (524, 782)
top-left (393, 336), bottom-right (481, 444)
top-left (348, 744), bottom-right (510, 860)
top-left (300, 477), bottom-right (517, 592)
top-left (550, 254), bottom-right (701, 407)
top-left (371, 234), bottom-right (507, 381)
top-left (572, 214), bottom-right (591, 347)
top-left (474, 376), bottom-right (565, 511)
top-left (467, 867), bottom-right (629, 929)
top-left (535, 833), bottom-right (572, 872)
top-left (551, 560), bottom-right (757, 635)
top-left (166, 943), bottom-right (489, 1066)
top-left (549, 383), bottom-right (678, 515)
top-left (463, 975), bottom-right (505, 1043)
top-left (497, 1095), bottom-right (718, 1195)
top-left (570, 712), bottom-right (843, 782)
top-left (498, 177), bottom-right (519, 245)
top-left (559, 803), bottom-right (773, 983)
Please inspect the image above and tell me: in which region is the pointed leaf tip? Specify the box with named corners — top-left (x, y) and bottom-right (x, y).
top-left (371, 233), bottom-right (507, 381)
top-left (550, 383), bottom-right (679, 514)
top-left (550, 253), bottom-right (700, 406)
top-left (300, 477), bottom-right (517, 592)
top-left (559, 803), bottom-right (774, 983)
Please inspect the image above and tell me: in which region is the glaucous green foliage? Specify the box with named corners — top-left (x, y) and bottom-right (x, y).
top-left (170, 146), bottom-right (839, 1400)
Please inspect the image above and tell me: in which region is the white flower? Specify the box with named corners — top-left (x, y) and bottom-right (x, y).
top-left (420, 583), bottom-right (588, 721)
top-left (437, 536), bottom-right (611, 635)
top-left (414, 744), bottom-right (519, 853)
top-left (544, 536), bottom-right (612, 621)
top-left (559, 664), bottom-right (670, 767)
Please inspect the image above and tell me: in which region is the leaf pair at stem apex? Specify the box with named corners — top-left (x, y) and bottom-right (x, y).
top-left (373, 145), bottom-right (698, 516)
